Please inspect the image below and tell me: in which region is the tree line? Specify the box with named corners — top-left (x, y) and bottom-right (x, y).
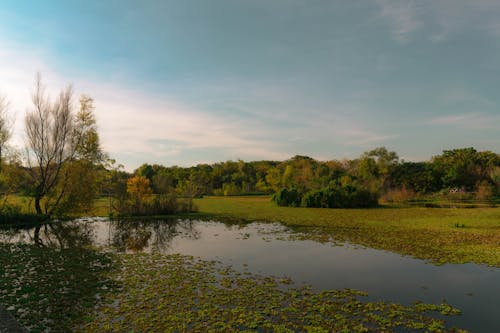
top-left (1, 76), bottom-right (499, 220)
top-left (129, 147), bottom-right (499, 208)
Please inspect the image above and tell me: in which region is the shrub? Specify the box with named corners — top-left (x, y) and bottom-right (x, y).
top-left (301, 184), bottom-right (378, 208)
top-left (272, 188), bottom-right (301, 207)
top-left (301, 189), bottom-right (329, 208)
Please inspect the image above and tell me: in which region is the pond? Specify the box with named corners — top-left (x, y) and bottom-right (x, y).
top-left (1, 218), bottom-right (499, 332)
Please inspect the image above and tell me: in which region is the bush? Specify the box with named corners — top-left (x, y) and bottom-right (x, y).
top-left (301, 189), bottom-right (329, 208)
top-left (272, 188), bottom-right (301, 207)
top-left (301, 184), bottom-right (378, 208)
top-left (113, 191), bottom-right (196, 217)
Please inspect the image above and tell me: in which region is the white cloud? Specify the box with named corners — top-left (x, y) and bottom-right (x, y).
top-left (376, 0), bottom-right (500, 43)
top-left (0, 36), bottom-right (292, 169)
top-left (343, 128), bottom-right (397, 146)
top-left (375, 0), bottom-right (423, 43)
top-left (428, 0), bottom-right (500, 42)
top-left (429, 113), bottom-right (500, 130)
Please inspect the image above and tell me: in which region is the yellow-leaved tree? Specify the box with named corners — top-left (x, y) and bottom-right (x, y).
top-left (127, 175), bottom-right (152, 214)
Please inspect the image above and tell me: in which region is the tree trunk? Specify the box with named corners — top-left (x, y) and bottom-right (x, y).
top-left (34, 196), bottom-right (42, 215)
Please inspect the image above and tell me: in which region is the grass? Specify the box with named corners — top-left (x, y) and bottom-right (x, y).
top-left (194, 196), bottom-right (500, 267)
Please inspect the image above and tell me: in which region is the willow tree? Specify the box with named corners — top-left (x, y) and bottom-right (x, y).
top-left (25, 74), bottom-right (104, 216)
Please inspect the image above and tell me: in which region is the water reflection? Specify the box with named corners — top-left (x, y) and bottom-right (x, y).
top-left (0, 221), bottom-right (95, 249)
top-left (0, 218), bottom-right (203, 253)
top-left (109, 219), bottom-right (200, 252)
top-left (34, 222), bottom-right (94, 248)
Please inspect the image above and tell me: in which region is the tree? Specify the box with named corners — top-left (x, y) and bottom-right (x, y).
top-left (431, 148), bottom-right (499, 191)
top-left (388, 162), bottom-right (441, 194)
top-left (0, 93), bottom-right (13, 171)
top-left (25, 74), bottom-right (104, 215)
top-left (72, 95), bottom-right (105, 163)
top-left (354, 147), bottom-right (399, 193)
top-left (135, 163), bottom-right (155, 181)
top-left (127, 175), bottom-right (153, 213)
top-left (49, 96), bottom-right (106, 216)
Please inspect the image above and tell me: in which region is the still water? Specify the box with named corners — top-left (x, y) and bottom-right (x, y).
top-left (1, 218), bottom-right (499, 332)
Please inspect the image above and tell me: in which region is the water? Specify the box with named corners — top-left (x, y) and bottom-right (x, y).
top-left (1, 218), bottom-right (499, 332)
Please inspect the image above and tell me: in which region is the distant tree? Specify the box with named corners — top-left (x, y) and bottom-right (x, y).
top-left (432, 148), bottom-right (500, 191)
top-left (127, 175), bottom-right (153, 211)
top-left (152, 169), bottom-right (175, 194)
top-left (0, 94), bottom-right (13, 171)
top-left (489, 167), bottom-right (500, 196)
top-left (362, 147), bottom-right (399, 174)
top-left (388, 162), bottom-right (441, 194)
top-left (136, 163), bottom-right (155, 181)
top-left (72, 95), bottom-right (105, 163)
top-left (265, 167), bottom-right (282, 192)
top-left (354, 147), bottom-right (399, 194)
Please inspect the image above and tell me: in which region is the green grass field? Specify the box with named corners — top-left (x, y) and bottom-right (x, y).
top-left (194, 196), bottom-right (500, 267)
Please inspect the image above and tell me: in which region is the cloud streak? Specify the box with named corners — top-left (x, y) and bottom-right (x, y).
top-left (375, 0), bottom-right (423, 43)
top-left (429, 113), bottom-right (500, 130)
top-left (376, 0), bottom-right (500, 43)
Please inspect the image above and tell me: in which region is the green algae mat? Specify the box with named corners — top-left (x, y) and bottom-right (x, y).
top-left (1, 243), bottom-right (467, 332)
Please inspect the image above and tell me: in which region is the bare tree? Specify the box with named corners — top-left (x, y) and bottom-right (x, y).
top-left (25, 74), bottom-right (76, 215)
top-left (0, 93), bottom-right (13, 171)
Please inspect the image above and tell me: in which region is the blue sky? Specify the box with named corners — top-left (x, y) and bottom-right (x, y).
top-left (0, 1), bottom-right (499, 170)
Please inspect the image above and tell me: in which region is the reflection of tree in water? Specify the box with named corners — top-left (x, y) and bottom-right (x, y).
top-left (110, 219), bottom-right (200, 253)
top-left (32, 222), bottom-right (94, 249)
top-left (110, 220), bottom-right (151, 252)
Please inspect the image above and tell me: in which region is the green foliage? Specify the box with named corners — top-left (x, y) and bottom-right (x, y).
top-left (135, 163), bottom-right (155, 181)
top-left (50, 160), bottom-right (101, 217)
top-left (273, 188), bottom-right (301, 207)
top-left (301, 184), bottom-right (379, 208)
top-left (389, 162), bottom-right (441, 193)
top-left (223, 182), bottom-right (241, 196)
top-left (111, 174), bottom-right (195, 216)
top-left (432, 148), bottom-right (500, 191)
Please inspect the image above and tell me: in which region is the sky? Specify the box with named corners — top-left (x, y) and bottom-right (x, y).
top-left (0, 0), bottom-right (499, 170)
